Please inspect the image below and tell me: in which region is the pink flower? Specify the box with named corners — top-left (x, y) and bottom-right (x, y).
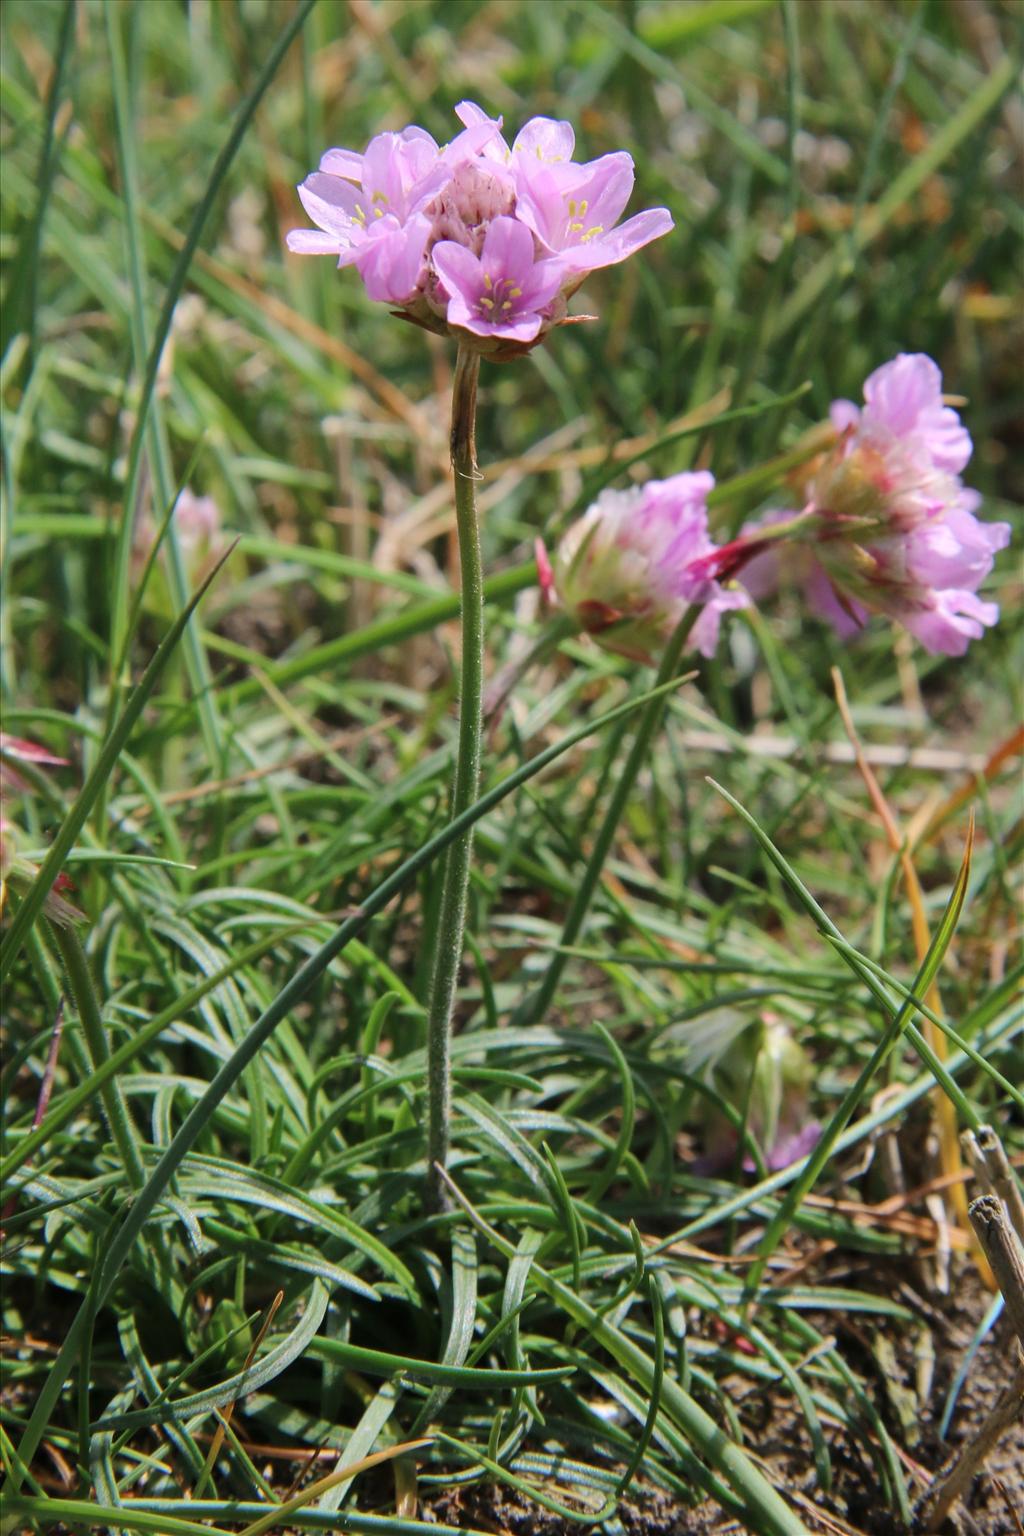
top-left (287, 127), bottom-right (444, 303)
top-left (432, 217), bottom-right (566, 344)
top-left (833, 351), bottom-right (971, 474)
top-left (681, 1012), bottom-right (821, 1176)
top-left (0, 736), bottom-right (82, 928)
top-left (552, 472), bottom-right (747, 662)
top-left (285, 101), bottom-right (673, 352)
top-left (452, 101), bottom-right (674, 270)
top-left (740, 354), bottom-right (1010, 655)
top-left (514, 153), bottom-right (674, 272)
top-left (172, 489), bottom-right (221, 553)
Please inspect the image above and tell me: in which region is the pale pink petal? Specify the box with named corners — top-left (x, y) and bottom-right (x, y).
top-left (356, 215), bottom-right (430, 303)
top-left (297, 174), bottom-right (365, 238)
top-left (320, 147), bottom-right (364, 181)
top-left (808, 562), bottom-right (867, 638)
top-left (577, 152), bottom-right (638, 229)
top-left (905, 591), bottom-right (1000, 655)
top-left (863, 353), bottom-right (943, 435)
top-left (431, 239), bottom-right (483, 303)
top-left (450, 101), bottom-right (509, 161)
top-left (829, 399), bottom-right (860, 433)
top-left (480, 214), bottom-right (535, 278)
top-left (486, 312), bottom-right (543, 342)
top-left (917, 399), bottom-right (973, 474)
top-left (286, 228), bottom-right (345, 255)
top-left (512, 116), bottom-right (576, 165)
top-left (517, 257), bottom-right (568, 309)
top-left (562, 208), bottom-right (674, 271)
top-left (764, 1122), bottom-right (822, 1171)
top-left (690, 587), bottom-right (748, 658)
top-left (443, 293), bottom-right (478, 332)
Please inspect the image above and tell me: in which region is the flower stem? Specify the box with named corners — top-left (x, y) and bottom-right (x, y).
top-left (426, 344), bottom-right (483, 1212)
top-left (515, 603), bottom-right (700, 1027)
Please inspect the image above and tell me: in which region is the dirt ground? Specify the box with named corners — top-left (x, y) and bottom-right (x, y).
top-left (424, 1264), bottom-right (1023, 1536)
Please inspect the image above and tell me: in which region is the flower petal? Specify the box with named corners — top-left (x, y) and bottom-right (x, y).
top-left (517, 256), bottom-right (569, 310)
top-left (480, 214), bottom-right (536, 280)
top-left (356, 214), bottom-right (431, 303)
top-left (297, 173), bottom-right (365, 238)
top-left (286, 228), bottom-right (345, 255)
top-left (512, 115), bottom-right (576, 165)
top-left (906, 590), bottom-right (999, 655)
top-left (320, 147), bottom-right (364, 181)
top-left (431, 239), bottom-right (483, 303)
top-left (560, 207), bottom-right (674, 271)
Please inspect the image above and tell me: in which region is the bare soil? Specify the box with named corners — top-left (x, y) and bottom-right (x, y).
top-left (421, 1264), bottom-right (1023, 1535)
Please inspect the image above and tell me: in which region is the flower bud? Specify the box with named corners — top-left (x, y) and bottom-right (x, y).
top-left (552, 473), bottom-right (746, 662)
top-left (704, 1017), bottom-right (821, 1173)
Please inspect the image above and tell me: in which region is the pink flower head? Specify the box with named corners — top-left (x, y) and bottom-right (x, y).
top-left (552, 472), bottom-right (747, 663)
top-left (286, 102), bottom-right (674, 354)
top-left (682, 1012), bottom-right (821, 1176)
top-left (173, 489), bottom-right (221, 553)
top-left (834, 352), bottom-right (972, 474)
top-left (741, 354), bottom-right (1010, 656)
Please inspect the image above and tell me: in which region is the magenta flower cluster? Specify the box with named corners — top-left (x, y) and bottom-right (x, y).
top-left (741, 354), bottom-right (1010, 656)
top-left (550, 353), bottom-right (1009, 662)
top-left (287, 102), bottom-right (673, 354)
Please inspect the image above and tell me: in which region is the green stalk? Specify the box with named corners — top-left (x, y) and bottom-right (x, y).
top-left (514, 603), bottom-right (699, 1027)
top-left (426, 345), bottom-right (483, 1212)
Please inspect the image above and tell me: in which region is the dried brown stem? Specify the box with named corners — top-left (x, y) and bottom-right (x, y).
top-left (915, 1359), bottom-right (1024, 1532)
top-left (975, 1126), bottom-right (1024, 1247)
top-left (969, 1194), bottom-right (1024, 1349)
top-left (914, 1194), bottom-right (1024, 1530)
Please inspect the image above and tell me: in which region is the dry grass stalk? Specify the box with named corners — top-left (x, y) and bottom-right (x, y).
top-left (914, 1195), bottom-right (1024, 1531)
top-left (831, 668), bottom-right (973, 1255)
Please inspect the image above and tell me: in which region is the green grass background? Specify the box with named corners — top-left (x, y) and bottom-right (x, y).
top-left (1, 1), bottom-right (1021, 1532)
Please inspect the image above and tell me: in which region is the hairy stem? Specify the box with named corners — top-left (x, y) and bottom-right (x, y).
top-left (516, 603), bottom-right (700, 1027)
top-left (425, 345), bottom-right (483, 1211)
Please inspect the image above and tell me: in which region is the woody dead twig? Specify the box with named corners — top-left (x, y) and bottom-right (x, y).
top-left (962, 1125), bottom-right (1024, 1247)
top-left (914, 1193), bottom-right (1024, 1532)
